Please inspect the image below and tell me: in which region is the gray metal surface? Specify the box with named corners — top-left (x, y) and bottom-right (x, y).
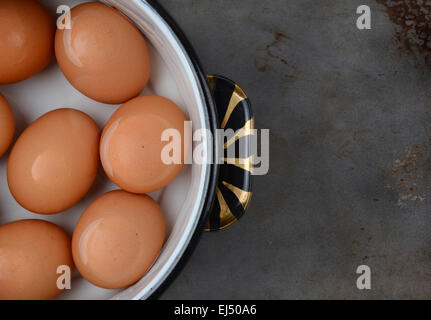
top-left (158, 0), bottom-right (431, 299)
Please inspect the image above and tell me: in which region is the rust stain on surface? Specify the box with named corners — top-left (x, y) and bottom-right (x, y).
top-left (266, 30), bottom-right (291, 66)
top-left (377, 0), bottom-right (431, 67)
top-left (335, 139), bottom-right (352, 159)
top-left (383, 139), bottom-right (431, 207)
top-left (256, 64), bottom-right (270, 73)
top-left (254, 30), bottom-right (297, 81)
top-left (334, 129), bottom-right (369, 159)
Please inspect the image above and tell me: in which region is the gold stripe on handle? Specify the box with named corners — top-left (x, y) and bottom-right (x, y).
top-left (207, 75), bottom-right (216, 93)
top-left (224, 118), bottom-right (255, 149)
top-left (220, 84), bottom-right (247, 129)
top-left (216, 187), bottom-right (237, 228)
top-left (221, 180), bottom-right (252, 211)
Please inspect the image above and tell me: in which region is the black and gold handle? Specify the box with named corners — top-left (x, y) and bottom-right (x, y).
top-left (205, 75), bottom-right (254, 232)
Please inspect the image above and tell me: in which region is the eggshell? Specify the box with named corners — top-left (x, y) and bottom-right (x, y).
top-left (0, 219), bottom-right (74, 300)
top-left (100, 95), bottom-right (187, 194)
top-left (55, 2), bottom-right (151, 104)
top-left (0, 94), bottom-right (14, 158)
top-left (0, 0), bottom-right (54, 84)
top-left (72, 190), bottom-right (165, 289)
top-left (7, 108), bottom-right (100, 214)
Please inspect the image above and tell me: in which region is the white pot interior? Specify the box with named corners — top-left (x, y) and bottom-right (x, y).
top-left (0, 0), bottom-right (211, 300)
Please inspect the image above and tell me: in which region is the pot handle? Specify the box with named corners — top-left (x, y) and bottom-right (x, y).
top-left (205, 75), bottom-right (254, 232)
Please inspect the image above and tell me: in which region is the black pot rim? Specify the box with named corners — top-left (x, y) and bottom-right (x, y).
top-left (145, 0), bottom-right (220, 299)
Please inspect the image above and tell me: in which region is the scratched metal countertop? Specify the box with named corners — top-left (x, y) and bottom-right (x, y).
top-left (158, 0), bottom-right (431, 299)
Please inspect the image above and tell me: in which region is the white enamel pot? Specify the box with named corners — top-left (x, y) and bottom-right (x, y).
top-left (0, 0), bottom-right (253, 300)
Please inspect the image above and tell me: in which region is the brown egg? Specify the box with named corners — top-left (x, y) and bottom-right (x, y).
top-left (0, 219), bottom-right (74, 300)
top-left (0, 0), bottom-right (54, 84)
top-left (7, 109), bottom-right (100, 214)
top-left (55, 2), bottom-right (151, 104)
top-left (0, 94), bottom-right (14, 158)
top-left (100, 95), bottom-right (187, 194)
top-left (72, 190), bottom-right (165, 289)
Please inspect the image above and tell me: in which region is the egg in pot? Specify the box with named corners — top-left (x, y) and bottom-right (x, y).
top-left (0, 94), bottom-right (14, 158)
top-left (0, 0), bottom-right (55, 84)
top-left (100, 95), bottom-right (188, 194)
top-left (0, 219), bottom-right (74, 300)
top-left (7, 108), bottom-right (100, 214)
top-left (55, 2), bottom-right (151, 104)
top-left (72, 190), bottom-right (166, 289)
